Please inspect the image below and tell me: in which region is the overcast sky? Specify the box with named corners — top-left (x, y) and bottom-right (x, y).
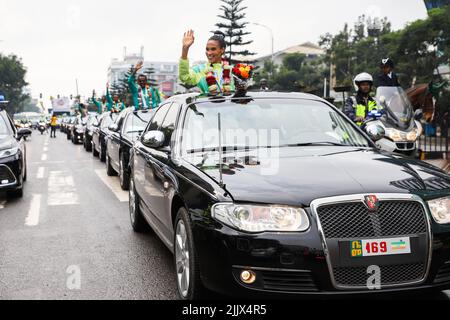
top-left (0, 0), bottom-right (428, 99)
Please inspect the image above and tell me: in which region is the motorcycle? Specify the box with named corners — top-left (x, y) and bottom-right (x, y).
top-left (38, 122), bottom-right (47, 135)
top-left (364, 86), bottom-right (423, 157)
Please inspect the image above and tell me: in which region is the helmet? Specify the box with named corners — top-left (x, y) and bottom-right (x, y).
top-left (353, 72), bottom-right (374, 91)
top-left (0, 95), bottom-right (8, 104)
top-left (380, 58), bottom-right (394, 68)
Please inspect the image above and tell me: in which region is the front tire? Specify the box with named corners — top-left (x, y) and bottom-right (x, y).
top-left (119, 154), bottom-right (130, 191)
top-left (129, 176), bottom-right (149, 233)
top-left (174, 207), bottom-right (205, 300)
top-left (99, 142), bottom-right (106, 162)
top-left (92, 141), bottom-right (99, 157)
top-left (106, 153), bottom-right (116, 176)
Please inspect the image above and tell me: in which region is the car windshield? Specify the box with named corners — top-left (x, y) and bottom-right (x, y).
top-left (375, 87), bottom-right (413, 125)
top-left (123, 111), bottom-right (152, 141)
top-left (101, 113), bottom-right (118, 129)
top-left (182, 98), bottom-right (370, 154)
top-left (0, 115), bottom-right (11, 136)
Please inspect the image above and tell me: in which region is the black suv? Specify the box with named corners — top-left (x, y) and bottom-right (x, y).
top-left (105, 107), bottom-right (154, 190)
top-left (0, 108), bottom-right (30, 198)
top-left (129, 92), bottom-right (450, 300)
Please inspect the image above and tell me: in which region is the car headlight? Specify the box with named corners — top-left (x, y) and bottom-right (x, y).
top-left (406, 129), bottom-right (418, 142)
top-left (428, 196), bottom-right (450, 224)
top-left (385, 128), bottom-right (406, 142)
top-left (212, 203), bottom-right (310, 233)
top-left (0, 147), bottom-right (19, 159)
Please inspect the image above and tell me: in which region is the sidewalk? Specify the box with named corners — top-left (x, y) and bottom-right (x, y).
top-left (425, 159), bottom-right (450, 173)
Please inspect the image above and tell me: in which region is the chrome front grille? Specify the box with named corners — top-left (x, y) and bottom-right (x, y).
top-left (311, 194), bottom-right (431, 290)
top-left (317, 201), bottom-right (428, 239)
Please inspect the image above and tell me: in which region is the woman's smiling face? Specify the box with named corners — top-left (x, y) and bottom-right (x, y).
top-left (206, 40), bottom-right (225, 64)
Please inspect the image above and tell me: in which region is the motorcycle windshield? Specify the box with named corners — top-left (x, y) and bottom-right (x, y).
top-left (375, 87), bottom-right (413, 128)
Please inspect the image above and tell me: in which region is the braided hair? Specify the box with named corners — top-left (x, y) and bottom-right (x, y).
top-left (209, 30), bottom-right (226, 49)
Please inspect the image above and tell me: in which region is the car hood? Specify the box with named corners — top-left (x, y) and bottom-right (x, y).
top-left (0, 135), bottom-right (15, 151)
top-left (184, 147), bottom-right (450, 206)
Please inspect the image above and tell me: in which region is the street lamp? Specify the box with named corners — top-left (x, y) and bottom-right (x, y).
top-left (252, 23), bottom-right (274, 79)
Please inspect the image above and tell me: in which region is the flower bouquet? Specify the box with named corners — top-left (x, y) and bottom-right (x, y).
top-left (232, 63), bottom-right (255, 96)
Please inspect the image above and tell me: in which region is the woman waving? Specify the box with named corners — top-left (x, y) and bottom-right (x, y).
top-left (179, 30), bottom-right (234, 95)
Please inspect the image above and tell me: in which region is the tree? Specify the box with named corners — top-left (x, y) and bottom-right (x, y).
top-left (215, 0), bottom-right (255, 63)
top-left (0, 54), bottom-right (29, 115)
top-left (262, 53), bottom-right (327, 95)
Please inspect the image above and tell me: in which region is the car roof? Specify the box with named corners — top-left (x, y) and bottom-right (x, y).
top-left (165, 91), bottom-right (326, 106)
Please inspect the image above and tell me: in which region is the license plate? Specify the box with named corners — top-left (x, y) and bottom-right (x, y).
top-left (350, 237), bottom-right (411, 258)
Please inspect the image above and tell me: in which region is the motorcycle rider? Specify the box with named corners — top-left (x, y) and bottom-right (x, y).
top-left (344, 73), bottom-right (382, 127)
top-left (259, 79), bottom-right (270, 91)
top-left (376, 58), bottom-right (400, 87)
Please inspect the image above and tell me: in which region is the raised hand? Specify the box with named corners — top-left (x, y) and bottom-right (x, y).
top-left (182, 30), bottom-right (195, 49)
top-left (133, 61), bottom-right (144, 74)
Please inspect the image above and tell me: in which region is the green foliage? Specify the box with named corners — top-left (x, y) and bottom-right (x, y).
top-left (319, 7), bottom-right (450, 88)
top-left (260, 53), bottom-right (328, 95)
top-left (215, 0), bottom-right (255, 63)
top-left (0, 54), bottom-right (29, 114)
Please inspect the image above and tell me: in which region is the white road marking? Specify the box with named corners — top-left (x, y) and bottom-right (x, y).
top-left (0, 200), bottom-right (6, 210)
top-left (25, 194), bottom-right (41, 227)
top-left (95, 169), bottom-right (128, 202)
top-left (43, 147), bottom-right (48, 152)
top-left (36, 167), bottom-right (45, 179)
top-left (41, 154), bottom-right (47, 161)
top-left (47, 171), bottom-right (79, 206)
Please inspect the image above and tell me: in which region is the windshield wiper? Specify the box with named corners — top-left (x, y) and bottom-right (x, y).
top-left (280, 142), bottom-right (352, 147)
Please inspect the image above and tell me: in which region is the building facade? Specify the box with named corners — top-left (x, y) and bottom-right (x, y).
top-left (107, 47), bottom-right (180, 96)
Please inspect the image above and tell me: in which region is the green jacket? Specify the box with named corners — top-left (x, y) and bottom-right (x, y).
top-left (128, 74), bottom-right (162, 109)
top-left (91, 97), bottom-right (103, 114)
top-left (179, 58), bottom-right (235, 94)
top-left (106, 88), bottom-right (126, 112)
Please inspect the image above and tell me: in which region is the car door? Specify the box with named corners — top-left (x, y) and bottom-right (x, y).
top-left (142, 103), bottom-right (181, 241)
top-left (133, 103), bottom-right (172, 210)
top-left (109, 112), bottom-right (127, 171)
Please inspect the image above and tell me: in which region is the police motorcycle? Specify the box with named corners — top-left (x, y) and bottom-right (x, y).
top-left (38, 121), bottom-right (47, 135)
top-left (364, 86), bottom-right (423, 157)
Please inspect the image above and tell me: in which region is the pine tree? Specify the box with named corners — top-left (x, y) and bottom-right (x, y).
top-left (143, 67), bottom-right (158, 88)
top-left (215, 0), bottom-right (255, 63)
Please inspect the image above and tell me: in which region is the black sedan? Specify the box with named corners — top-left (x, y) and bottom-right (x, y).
top-left (105, 107), bottom-right (154, 190)
top-left (0, 107), bottom-right (30, 198)
top-left (83, 113), bottom-right (99, 152)
top-left (65, 116), bottom-right (77, 140)
top-left (128, 92), bottom-right (450, 300)
top-left (70, 116), bottom-right (86, 144)
top-left (92, 112), bottom-right (118, 162)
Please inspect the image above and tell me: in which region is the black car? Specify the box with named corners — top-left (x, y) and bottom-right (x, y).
top-left (105, 107), bottom-right (154, 190)
top-left (66, 116), bottom-right (77, 140)
top-left (70, 116), bottom-right (85, 144)
top-left (128, 92), bottom-right (450, 300)
top-left (92, 112), bottom-right (118, 162)
top-left (0, 108), bottom-right (30, 198)
top-left (83, 113), bottom-right (99, 152)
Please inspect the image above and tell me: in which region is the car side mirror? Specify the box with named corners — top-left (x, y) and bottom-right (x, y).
top-left (414, 109), bottom-right (424, 121)
top-left (365, 123), bottom-right (385, 142)
top-left (108, 124), bottom-right (119, 132)
top-left (141, 131), bottom-right (165, 149)
top-left (17, 128), bottom-right (32, 139)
